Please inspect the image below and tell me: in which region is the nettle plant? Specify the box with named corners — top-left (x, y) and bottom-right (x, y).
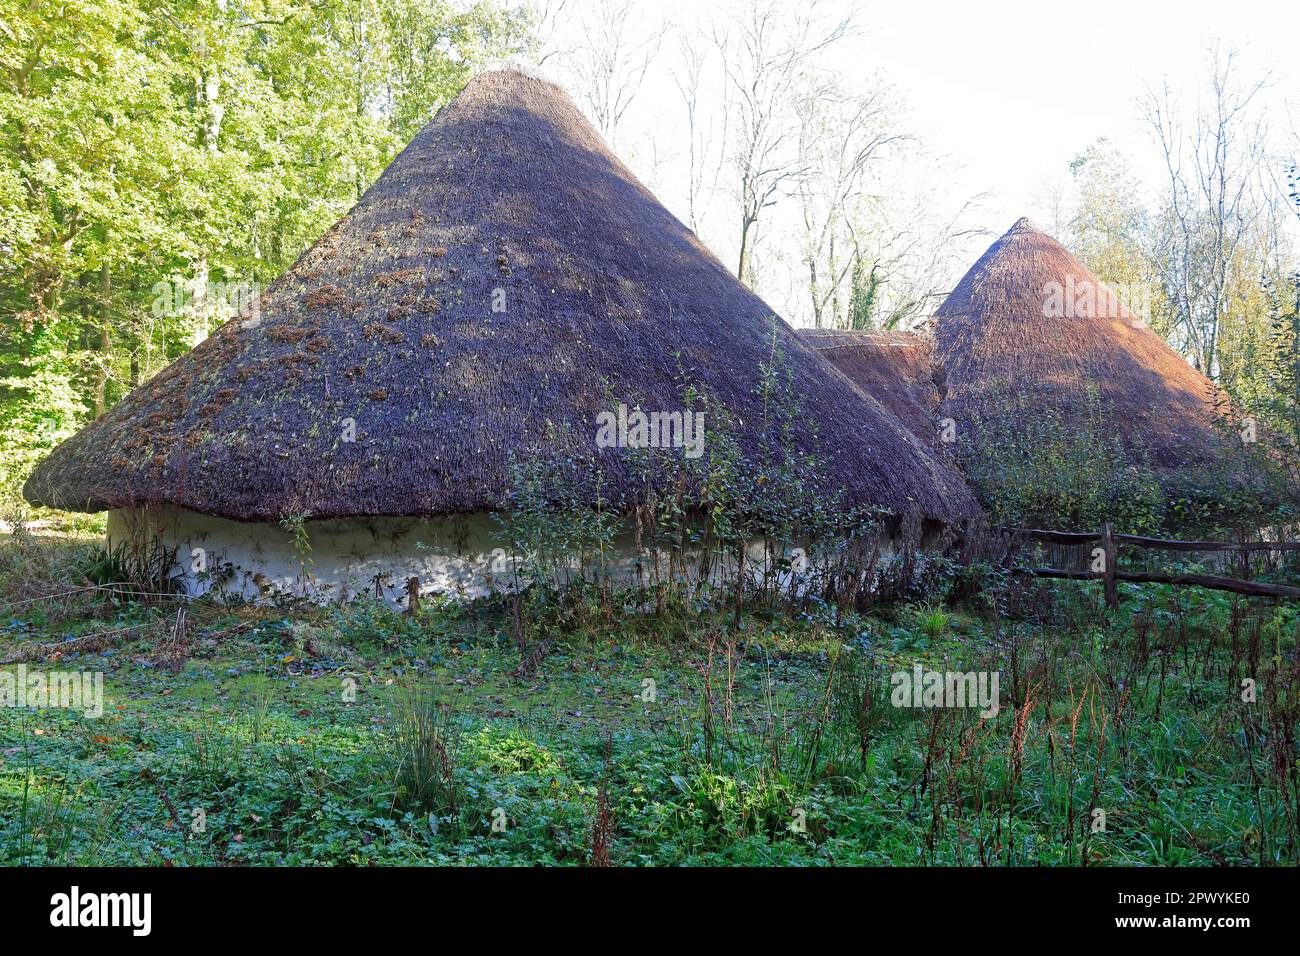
top-left (498, 424), bottom-right (621, 596)
top-left (735, 328), bottom-right (885, 605)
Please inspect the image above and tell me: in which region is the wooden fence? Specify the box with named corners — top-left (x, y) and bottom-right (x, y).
top-left (994, 524), bottom-right (1300, 604)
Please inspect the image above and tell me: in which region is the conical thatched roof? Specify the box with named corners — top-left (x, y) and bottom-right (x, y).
top-left (25, 69), bottom-right (977, 524)
top-left (932, 217), bottom-right (1246, 495)
top-left (799, 329), bottom-right (943, 452)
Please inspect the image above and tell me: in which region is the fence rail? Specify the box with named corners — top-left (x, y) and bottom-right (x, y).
top-left (1009, 565), bottom-right (1300, 600)
top-left (991, 524), bottom-right (1300, 603)
top-left (1001, 527), bottom-right (1300, 554)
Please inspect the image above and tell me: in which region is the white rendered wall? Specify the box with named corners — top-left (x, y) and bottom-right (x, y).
top-left (107, 506), bottom-right (519, 603)
top-left (104, 506), bottom-right (859, 605)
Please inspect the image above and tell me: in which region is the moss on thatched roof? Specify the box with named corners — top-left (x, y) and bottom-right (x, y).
top-left (799, 329), bottom-right (944, 452)
top-left (932, 217), bottom-right (1249, 497)
top-left (24, 68), bottom-right (977, 524)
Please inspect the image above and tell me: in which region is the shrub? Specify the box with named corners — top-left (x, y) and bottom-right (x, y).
top-left (958, 387), bottom-right (1166, 533)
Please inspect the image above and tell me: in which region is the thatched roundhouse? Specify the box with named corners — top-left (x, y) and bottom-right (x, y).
top-left (932, 217), bottom-right (1247, 500)
top-left (24, 68), bottom-right (977, 601)
top-left (801, 219), bottom-right (1262, 515)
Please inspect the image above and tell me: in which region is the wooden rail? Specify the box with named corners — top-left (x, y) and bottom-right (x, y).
top-left (999, 528), bottom-right (1101, 545)
top-left (1116, 534), bottom-right (1300, 553)
top-left (1010, 566), bottom-right (1300, 600)
top-left (988, 523), bottom-right (1300, 604)
top-left (1001, 526), bottom-right (1300, 553)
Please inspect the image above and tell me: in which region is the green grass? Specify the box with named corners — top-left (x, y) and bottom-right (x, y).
top-left (1, 532), bottom-right (1297, 866)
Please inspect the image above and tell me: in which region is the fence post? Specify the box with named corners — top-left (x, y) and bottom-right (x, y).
top-left (1101, 523), bottom-right (1118, 610)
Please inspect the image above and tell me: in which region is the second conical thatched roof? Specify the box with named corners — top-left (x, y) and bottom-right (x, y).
top-left (25, 69), bottom-right (977, 524)
top-left (932, 218), bottom-right (1246, 494)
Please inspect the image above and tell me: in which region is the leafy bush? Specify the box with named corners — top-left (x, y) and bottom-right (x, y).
top-left (958, 387), bottom-right (1166, 533)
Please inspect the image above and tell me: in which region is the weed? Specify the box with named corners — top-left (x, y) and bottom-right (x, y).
top-left (388, 691), bottom-right (461, 827)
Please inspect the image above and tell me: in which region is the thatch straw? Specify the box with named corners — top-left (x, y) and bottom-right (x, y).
top-left (799, 329), bottom-right (943, 451)
top-left (24, 69), bottom-right (978, 524)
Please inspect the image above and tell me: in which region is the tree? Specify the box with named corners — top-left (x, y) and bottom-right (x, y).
top-left (1139, 45), bottom-right (1271, 377)
top-left (567, 0), bottom-right (663, 146)
top-left (1250, 159), bottom-right (1300, 448)
top-left (713, 0), bottom-right (848, 285)
top-left (851, 187), bottom-right (988, 332)
top-left (670, 27), bottom-right (729, 235)
top-left (520, 0), bottom-right (573, 68)
top-left (1066, 138), bottom-right (1167, 332)
top-left (794, 73), bottom-right (903, 328)
top-left (846, 254), bottom-right (879, 330)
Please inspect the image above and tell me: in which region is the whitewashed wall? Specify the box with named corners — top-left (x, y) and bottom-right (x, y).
top-left (105, 505), bottom-right (864, 605)
top-left (108, 506), bottom-right (532, 602)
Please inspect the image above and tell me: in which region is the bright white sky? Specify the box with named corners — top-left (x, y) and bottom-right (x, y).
top-left (861, 0), bottom-right (1296, 227)
top-left (521, 0), bottom-right (1299, 322)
